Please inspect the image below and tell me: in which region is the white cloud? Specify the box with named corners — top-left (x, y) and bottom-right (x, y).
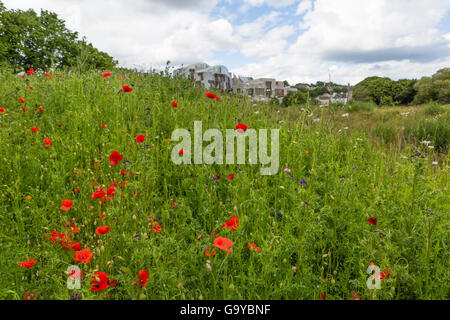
top-left (296, 0), bottom-right (312, 15)
top-left (2, 0), bottom-right (449, 84)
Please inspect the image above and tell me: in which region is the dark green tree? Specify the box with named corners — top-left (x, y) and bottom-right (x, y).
top-left (0, 2), bottom-right (117, 72)
top-left (353, 76), bottom-right (393, 105)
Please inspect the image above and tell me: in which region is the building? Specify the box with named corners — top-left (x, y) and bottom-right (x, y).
top-left (316, 93), bottom-right (332, 105)
top-left (173, 62), bottom-right (233, 91)
top-left (232, 76), bottom-right (297, 102)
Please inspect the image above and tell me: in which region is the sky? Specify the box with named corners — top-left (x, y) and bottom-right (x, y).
top-left (3, 0), bottom-right (450, 85)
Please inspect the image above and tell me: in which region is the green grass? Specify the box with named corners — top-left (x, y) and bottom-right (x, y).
top-left (0, 69), bottom-right (448, 300)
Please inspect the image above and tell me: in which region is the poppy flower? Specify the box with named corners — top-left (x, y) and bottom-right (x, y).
top-left (43, 138), bottom-right (52, 147)
top-left (29, 86), bottom-right (33, 90)
top-left (109, 151), bottom-right (123, 165)
top-left (135, 135), bottom-right (145, 143)
top-left (44, 73), bottom-right (53, 77)
top-left (228, 174), bottom-right (235, 180)
top-left (122, 85), bottom-right (133, 92)
top-left (60, 200), bottom-right (73, 211)
top-left (106, 187), bottom-right (115, 196)
top-left (205, 92), bottom-right (216, 99)
top-left (215, 97), bottom-right (220, 101)
top-left (74, 248), bottom-right (93, 264)
top-left (206, 248), bottom-right (216, 257)
top-left (222, 216), bottom-right (239, 231)
top-left (91, 188), bottom-right (106, 199)
top-left (248, 242), bottom-right (261, 253)
top-left (132, 270), bottom-right (149, 287)
top-left (95, 226), bottom-right (111, 235)
top-left (368, 218), bottom-right (377, 225)
top-left (235, 123), bottom-right (248, 132)
top-left (18, 258), bottom-right (37, 269)
top-left (153, 224), bottom-right (162, 232)
top-left (0, 107), bottom-right (5, 113)
top-left (102, 123), bottom-right (106, 128)
top-left (102, 72), bottom-right (112, 78)
top-left (19, 97), bottom-right (25, 103)
top-left (178, 149), bottom-right (185, 155)
top-left (211, 236), bottom-right (234, 253)
top-left (171, 101), bottom-right (179, 108)
top-left (38, 106), bottom-right (43, 112)
top-left (90, 272), bottom-right (109, 291)
top-left (71, 242), bottom-right (81, 251)
top-left (321, 292), bottom-right (326, 300)
top-left (26, 68), bottom-right (35, 75)
top-left (30, 127), bottom-right (40, 133)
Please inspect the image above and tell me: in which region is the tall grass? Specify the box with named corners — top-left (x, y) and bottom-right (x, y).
top-left (0, 68), bottom-right (448, 300)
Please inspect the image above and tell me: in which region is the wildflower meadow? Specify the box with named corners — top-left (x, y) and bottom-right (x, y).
top-left (0, 68), bottom-right (448, 300)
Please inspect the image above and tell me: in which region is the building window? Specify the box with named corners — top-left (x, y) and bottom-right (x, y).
top-left (255, 88), bottom-right (264, 95)
top-left (248, 88), bottom-right (254, 95)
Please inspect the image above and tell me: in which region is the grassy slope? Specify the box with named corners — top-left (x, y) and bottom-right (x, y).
top-left (0, 69), bottom-right (448, 300)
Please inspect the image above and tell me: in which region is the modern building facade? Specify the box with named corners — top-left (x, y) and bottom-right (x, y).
top-left (173, 62), bottom-right (233, 91)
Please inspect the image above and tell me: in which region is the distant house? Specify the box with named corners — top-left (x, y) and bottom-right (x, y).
top-left (331, 92), bottom-right (348, 104)
top-left (233, 76), bottom-right (297, 102)
top-left (316, 93), bottom-right (331, 105)
top-left (173, 62), bottom-right (233, 91)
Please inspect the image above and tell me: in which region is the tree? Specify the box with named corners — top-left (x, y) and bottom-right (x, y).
top-left (0, 2), bottom-right (116, 72)
top-left (353, 76), bottom-right (393, 105)
top-left (392, 79), bottom-right (417, 105)
top-left (413, 68), bottom-right (450, 104)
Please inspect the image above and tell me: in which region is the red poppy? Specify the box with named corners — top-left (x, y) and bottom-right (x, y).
top-left (60, 200), bottom-right (73, 211)
top-left (206, 248), bottom-right (216, 257)
top-left (44, 73), bottom-right (53, 77)
top-left (29, 86), bottom-right (33, 90)
top-left (248, 242), bottom-right (261, 253)
top-left (90, 272), bottom-right (109, 291)
top-left (178, 149), bottom-right (185, 155)
top-left (18, 258), bottom-right (37, 269)
top-left (215, 97), bottom-right (220, 101)
top-left (109, 151), bottom-right (123, 165)
top-left (171, 101), bottom-right (179, 108)
top-left (19, 97), bottom-right (25, 103)
top-left (71, 242), bottom-right (81, 251)
top-left (222, 216), bottom-right (239, 231)
top-left (74, 248), bottom-right (93, 263)
top-left (58, 123), bottom-right (62, 127)
top-left (132, 270), bottom-right (149, 287)
top-left (0, 107), bottom-right (5, 113)
top-left (43, 138), bottom-right (52, 147)
top-left (38, 106), bottom-right (43, 112)
top-left (102, 123), bottom-right (106, 128)
top-left (235, 123), bottom-right (248, 132)
top-left (95, 226), bottom-right (111, 235)
top-left (135, 135), bottom-right (145, 143)
top-left (26, 68), bottom-right (35, 75)
top-left (102, 72), bottom-right (112, 78)
top-left (205, 92), bottom-right (216, 99)
top-left (106, 187), bottom-right (115, 196)
top-left (321, 292), bottom-right (326, 300)
top-left (368, 218), bottom-right (377, 225)
top-left (91, 188), bottom-right (106, 199)
top-left (122, 85), bottom-right (133, 92)
top-left (228, 174), bottom-right (235, 180)
top-left (30, 127), bottom-right (40, 133)
top-left (211, 236), bottom-right (234, 253)
top-left (153, 224), bottom-right (162, 233)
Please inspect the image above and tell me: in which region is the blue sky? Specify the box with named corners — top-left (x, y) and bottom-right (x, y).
top-left (3, 0), bottom-right (450, 85)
